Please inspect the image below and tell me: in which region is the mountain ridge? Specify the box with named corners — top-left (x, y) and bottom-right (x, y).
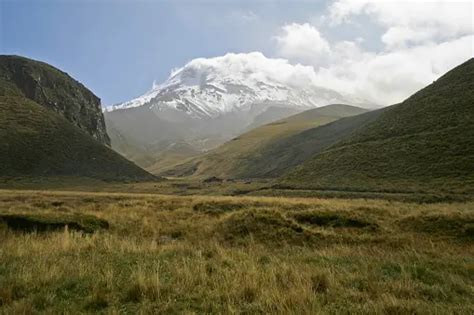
top-left (161, 104), bottom-right (369, 178)
top-left (281, 58), bottom-right (474, 193)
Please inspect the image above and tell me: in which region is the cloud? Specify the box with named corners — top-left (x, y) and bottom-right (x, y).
top-left (274, 23), bottom-right (331, 66)
top-left (273, 1), bottom-right (473, 105)
top-left (381, 26), bottom-right (435, 49)
top-left (312, 35), bottom-right (473, 105)
top-left (329, 0), bottom-right (473, 48)
top-left (175, 52), bottom-right (320, 89)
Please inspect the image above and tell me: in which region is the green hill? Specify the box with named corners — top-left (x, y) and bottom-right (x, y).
top-left (281, 58), bottom-right (474, 194)
top-left (0, 55), bottom-right (154, 180)
top-left (163, 104), bottom-right (368, 178)
top-left (0, 55), bottom-right (110, 145)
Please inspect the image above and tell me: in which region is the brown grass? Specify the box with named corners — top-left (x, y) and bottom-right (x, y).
top-left (0, 189), bottom-right (473, 313)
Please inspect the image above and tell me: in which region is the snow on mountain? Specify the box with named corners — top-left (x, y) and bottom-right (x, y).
top-left (106, 52), bottom-right (355, 117)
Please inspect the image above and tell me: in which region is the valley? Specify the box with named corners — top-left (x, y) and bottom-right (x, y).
top-left (104, 53), bottom-right (367, 170)
top-left (1, 11), bottom-right (473, 313)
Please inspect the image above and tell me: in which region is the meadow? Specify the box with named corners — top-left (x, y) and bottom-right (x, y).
top-left (0, 188), bottom-right (473, 314)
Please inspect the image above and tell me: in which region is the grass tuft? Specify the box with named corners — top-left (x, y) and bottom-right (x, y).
top-left (84, 289), bottom-right (109, 311)
top-left (310, 273), bottom-right (330, 294)
top-left (215, 209), bottom-right (316, 246)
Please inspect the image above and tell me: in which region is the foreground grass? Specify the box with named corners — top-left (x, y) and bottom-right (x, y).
top-left (0, 190), bottom-right (473, 314)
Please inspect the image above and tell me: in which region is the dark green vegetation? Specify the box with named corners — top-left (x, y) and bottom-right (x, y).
top-left (398, 213), bottom-right (474, 241)
top-left (0, 213), bottom-right (108, 233)
top-left (282, 58), bottom-right (474, 194)
top-left (0, 55), bottom-right (109, 145)
top-left (0, 55), bottom-right (154, 180)
top-left (291, 210), bottom-right (378, 230)
top-left (165, 104), bottom-right (368, 178)
top-left (0, 190), bottom-right (473, 313)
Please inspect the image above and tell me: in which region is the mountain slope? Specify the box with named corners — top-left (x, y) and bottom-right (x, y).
top-left (163, 104), bottom-right (369, 178)
top-left (0, 56), bottom-right (154, 180)
top-left (105, 53), bottom-right (366, 168)
top-left (281, 58), bottom-right (474, 193)
top-left (0, 55), bottom-right (110, 145)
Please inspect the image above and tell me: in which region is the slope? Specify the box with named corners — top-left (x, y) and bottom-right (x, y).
top-left (0, 55), bottom-right (110, 145)
top-left (281, 58), bottom-right (474, 194)
top-left (0, 56), bottom-right (154, 180)
top-left (162, 104), bottom-right (369, 178)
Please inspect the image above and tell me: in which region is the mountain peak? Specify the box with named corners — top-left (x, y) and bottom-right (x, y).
top-left (106, 52), bottom-right (360, 116)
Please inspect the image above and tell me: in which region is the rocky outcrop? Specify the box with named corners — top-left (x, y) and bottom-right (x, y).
top-left (0, 55), bottom-right (110, 145)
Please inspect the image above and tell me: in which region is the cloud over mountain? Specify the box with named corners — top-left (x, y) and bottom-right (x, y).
top-left (273, 0), bottom-right (473, 105)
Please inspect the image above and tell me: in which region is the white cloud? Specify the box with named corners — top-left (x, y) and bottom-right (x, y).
top-left (272, 1), bottom-right (473, 105)
top-left (329, 0), bottom-right (473, 48)
top-left (381, 26), bottom-right (436, 49)
top-left (274, 23), bottom-right (331, 67)
top-left (180, 52), bottom-right (320, 89)
top-left (312, 35), bottom-right (473, 105)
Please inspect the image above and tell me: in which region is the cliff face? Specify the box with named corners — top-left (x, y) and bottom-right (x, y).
top-left (0, 55), bottom-right (110, 146)
top-left (0, 55), bottom-right (154, 180)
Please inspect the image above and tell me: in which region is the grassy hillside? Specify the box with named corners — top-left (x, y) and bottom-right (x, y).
top-left (282, 58), bottom-right (474, 194)
top-left (163, 104), bottom-right (368, 178)
top-left (0, 95), bottom-right (154, 180)
top-left (0, 57), bottom-right (153, 179)
top-left (147, 143), bottom-right (201, 174)
top-left (0, 55), bottom-right (110, 145)
top-left (238, 108), bottom-right (383, 178)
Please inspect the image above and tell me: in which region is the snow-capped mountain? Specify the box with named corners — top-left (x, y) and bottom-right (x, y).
top-left (104, 52), bottom-right (364, 172)
top-left (106, 52), bottom-right (353, 117)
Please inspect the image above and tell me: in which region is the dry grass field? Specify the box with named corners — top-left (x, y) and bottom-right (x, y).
top-left (0, 189), bottom-right (473, 314)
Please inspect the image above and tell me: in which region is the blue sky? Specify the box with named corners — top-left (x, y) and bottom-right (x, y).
top-left (1, 0), bottom-right (333, 105)
top-left (1, 0), bottom-right (472, 106)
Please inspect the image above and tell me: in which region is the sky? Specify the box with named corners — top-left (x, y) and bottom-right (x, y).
top-left (1, 0), bottom-right (473, 106)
